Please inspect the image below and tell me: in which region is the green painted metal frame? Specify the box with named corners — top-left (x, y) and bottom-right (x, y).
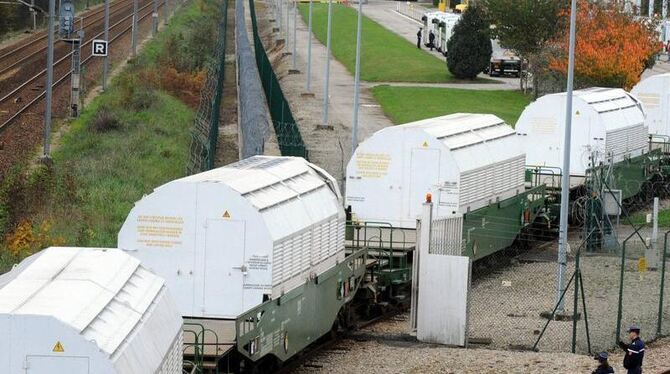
top-left (461, 184), bottom-right (547, 261)
top-left (235, 248), bottom-right (367, 363)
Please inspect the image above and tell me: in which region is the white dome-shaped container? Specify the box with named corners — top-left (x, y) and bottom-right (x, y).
top-left (118, 156), bottom-right (345, 319)
top-left (346, 113), bottom-right (526, 228)
top-left (632, 73), bottom-right (670, 138)
top-left (516, 87), bottom-right (648, 183)
top-left (0, 247), bottom-right (183, 374)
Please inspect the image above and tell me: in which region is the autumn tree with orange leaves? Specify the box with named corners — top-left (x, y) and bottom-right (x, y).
top-left (549, 1), bottom-right (660, 90)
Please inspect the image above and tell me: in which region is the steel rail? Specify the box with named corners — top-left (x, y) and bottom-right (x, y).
top-left (0, 0), bottom-right (162, 132)
top-left (0, 0), bottom-right (135, 60)
top-left (0, 0), bottom-right (155, 106)
top-left (0, 0), bottom-right (142, 78)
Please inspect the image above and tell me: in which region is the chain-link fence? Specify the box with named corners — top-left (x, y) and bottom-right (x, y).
top-left (236, 0), bottom-right (271, 158)
top-left (248, 0), bottom-right (308, 159)
top-left (466, 158), bottom-right (670, 354)
top-left (187, 0), bottom-right (229, 174)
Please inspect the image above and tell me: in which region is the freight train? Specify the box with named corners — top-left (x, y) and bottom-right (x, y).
top-left (116, 156), bottom-right (401, 373)
top-left (4, 84), bottom-right (670, 374)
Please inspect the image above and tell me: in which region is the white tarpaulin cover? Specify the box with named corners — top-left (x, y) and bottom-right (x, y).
top-left (0, 247), bottom-right (183, 374)
top-left (516, 87), bottom-right (647, 178)
top-left (346, 113), bottom-right (525, 228)
top-left (119, 156), bottom-right (345, 319)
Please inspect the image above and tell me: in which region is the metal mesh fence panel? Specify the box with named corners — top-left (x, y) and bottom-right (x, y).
top-left (187, 0), bottom-right (229, 174)
top-left (248, 0), bottom-right (308, 159)
top-left (468, 255), bottom-right (576, 352)
top-left (236, 0), bottom-right (270, 158)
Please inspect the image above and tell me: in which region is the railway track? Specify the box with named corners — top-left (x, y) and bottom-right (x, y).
top-left (0, 0), bottom-right (137, 74)
top-left (276, 307), bottom-right (406, 374)
top-left (0, 0), bottom-right (164, 132)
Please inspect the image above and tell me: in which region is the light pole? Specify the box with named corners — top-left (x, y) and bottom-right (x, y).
top-left (43, 0), bottom-right (55, 159)
top-left (286, 0), bottom-right (290, 52)
top-left (306, 0), bottom-right (313, 91)
top-left (152, 0), bottom-right (158, 36)
top-left (322, 0), bottom-right (333, 127)
top-left (102, 0), bottom-right (109, 91)
top-left (131, 0), bottom-right (138, 57)
top-left (292, 0), bottom-right (297, 69)
top-left (351, 0), bottom-right (363, 153)
top-left (556, 0), bottom-right (577, 314)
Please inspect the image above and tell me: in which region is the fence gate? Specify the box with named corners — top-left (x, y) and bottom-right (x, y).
top-left (414, 202), bottom-right (470, 346)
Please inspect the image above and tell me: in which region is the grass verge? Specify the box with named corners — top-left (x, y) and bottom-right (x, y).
top-left (0, 0), bottom-right (219, 271)
top-left (298, 3), bottom-right (455, 83)
top-left (629, 210), bottom-right (670, 227)
top-left (371, 85), bottom-right (531, 125)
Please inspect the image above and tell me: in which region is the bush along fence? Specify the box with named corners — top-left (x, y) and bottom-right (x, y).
top-left (248, 0), bottom-right (309, 159)
top-left (186, 0), bottom-right (229, 174)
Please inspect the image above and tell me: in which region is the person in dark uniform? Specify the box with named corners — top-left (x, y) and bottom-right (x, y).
top-left (592, 352), bottom-right (615, 374)
top-left (428, 30), bottom-right (436, 51)
top-left (416, 28), bottom-right (422, 49)
top-left (618, 324), bottom-right (645, 374)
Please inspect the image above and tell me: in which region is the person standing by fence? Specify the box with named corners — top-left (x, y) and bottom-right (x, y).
top-left (592, 352), bottom-right (614, 374)
top-left (618, 325), bottom-right (645, 374)
top-left (428, 30), bottom-right (435, 51)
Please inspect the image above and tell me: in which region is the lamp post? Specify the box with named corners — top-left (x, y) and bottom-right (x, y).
top-left (322, 0), bottom-right (333, 127)
top-left (352, 0), bottom-right (363, 153)
top-left (556, 0), bottom-right (577, 313)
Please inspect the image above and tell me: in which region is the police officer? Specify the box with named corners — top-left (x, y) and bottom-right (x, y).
top-left (416, 28), bottom-right (422, 49)
top-left (428, 30), bottom-right (436, 51)
top-left (592, 352), bottom-right (614, 374)
top-left (618, 324), bottom-right (645, 374)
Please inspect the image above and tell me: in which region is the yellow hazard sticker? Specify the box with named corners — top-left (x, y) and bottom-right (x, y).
top-left (52, 341), bottom-right (64, 353)
top-left (223, 210), bottom-right (231, 219)
top-left (422, 141), bottom-right (429, 148)
top-left (638, 257), bottom-right (647, 273)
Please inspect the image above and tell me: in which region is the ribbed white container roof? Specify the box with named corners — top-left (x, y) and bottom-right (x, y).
top-left (161, 156), bottom-right (342, 242)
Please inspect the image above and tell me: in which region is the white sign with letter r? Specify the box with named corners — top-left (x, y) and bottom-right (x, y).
top-left (92, 39), bottom-right (108, 57)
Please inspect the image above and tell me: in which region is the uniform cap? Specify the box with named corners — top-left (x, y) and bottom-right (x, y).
top-left (594, 352), bottom-right (608, 361)
top-left (628, 324), bottom-right (641, 332)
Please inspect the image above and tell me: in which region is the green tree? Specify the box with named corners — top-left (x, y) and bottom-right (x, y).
top-left (446, 4), bottom-right (492, 80)
top-left (482, 0), bottom-right (565, 90)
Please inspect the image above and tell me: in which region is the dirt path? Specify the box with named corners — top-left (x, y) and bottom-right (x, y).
top-left (293, 330), bottom-right (670, 374)
top-left (257, 0), bottom-right (392, 188)
top-left (216, 0), bottom-right (241, 166)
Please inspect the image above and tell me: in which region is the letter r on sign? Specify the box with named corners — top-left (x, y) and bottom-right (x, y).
top-left (92, 40), bottom-right (108, 57)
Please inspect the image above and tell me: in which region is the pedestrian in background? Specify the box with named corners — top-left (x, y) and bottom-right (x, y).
top-left (428, 30), bottom-right (435, 51)
top-left (592, 352), bottom-right (614, 374)
top-left (618, 324), bottom-right (645, 374)
top-left (416, 28), bottom-right (422, 49)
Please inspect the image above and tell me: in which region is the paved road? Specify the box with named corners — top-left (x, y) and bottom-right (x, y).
top-left (359, 0), bottom-right (520, 89)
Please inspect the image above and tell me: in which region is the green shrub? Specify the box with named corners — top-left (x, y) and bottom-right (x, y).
top-left (446, 5), bottom-right (492, 79)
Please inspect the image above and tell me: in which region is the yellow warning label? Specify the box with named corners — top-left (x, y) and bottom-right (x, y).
top-left (638, 257), bottom-right (647, 273)
top-left (223, 210), bottom-right (231, 219)
top-left (53, 341), bottom-right (64, 353)
top-left (422, 141), bottom-right (429, 148)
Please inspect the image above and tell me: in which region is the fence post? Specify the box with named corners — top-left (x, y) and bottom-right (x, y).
top-left (207, 0), bottom-right (229, 170)
top-left (616, 231), bottom-right (636, 344)
top-left (658, 231), bottom-right (670, 336)
top-left (571, 249), bottom-right (580, 353)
